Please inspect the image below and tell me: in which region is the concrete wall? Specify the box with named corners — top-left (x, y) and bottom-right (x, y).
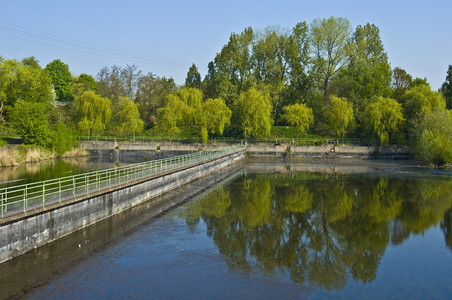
top-left (246, 143), bottom-right (411, 159)
top-left (0, 151), bottom-right (244, 264)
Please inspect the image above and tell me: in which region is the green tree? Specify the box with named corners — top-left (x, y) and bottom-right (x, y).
top-left (401, 84), bottom-right (446, 121)
top-left (285, 21), bottom-right (312, 105)
top-left (332, 24), bottom-right (392, 109)
top-left (8, 100), bottom-right (52, 146)
top-left (135, 74), bottom-right (176, 125)
top-left (281, 103), bottom-right (314, 135)
top-left (310, 17), bottom-right (352, 101)
top-left (392, 67), bottom-right (413, 101)
top-left (440, 65), bottom-right (452, 109)
top-left (410, 107), bottom-right (452, 165)
top-left (73, 73), bottom-right (97, 97)
top-left (362, 96), bottom-right (405, 144)
top-left (45, 59), bottom-right (74, 102)
top-left (75, 91), bottom-right (112, 137)
top-left (234, 88), bottom-right (273, 137)
top-left (205, 27), bottom-right (255, 105)
top-left (156, 94), bottom-right (185, 135)
top-left (113, 97), bottom-right (144, 135)
top-left (185, 63), bottom-right (201, 88)
top-left (195, 98), bottom-right (232, 143)
top-left (323, 95), bottom-right (355, 138)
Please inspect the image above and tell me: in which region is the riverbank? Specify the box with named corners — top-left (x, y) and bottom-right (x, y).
top-left (0, 145), bottom-right (89, 167)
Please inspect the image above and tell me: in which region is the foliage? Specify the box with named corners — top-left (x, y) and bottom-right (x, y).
top-left (440, 65), bottom-right (452, 109)
top-left (8, 100), bottom-right (52, 147)
top-left (96, 64), bottom-right (141, 101)
top-left (156, 94), bottom-right (185, 135)
top-left (185, 63), bottom-right (201, 88)
top-left (310, 16), bottom-right (352, 100)
top-left (282, 103), bottom-right (314, 134)
top-left (332, 23), bottom-right (392, 109)
top-left (0, 57), bottom-right (53, 121)
top-left (234, 88), bottom-right (273, 137)
top-left (75, 91), bottom-right (112, 137)
top-left (410, 107), bottom-right (452, 165)
top-left (401, 84), bottom-right (446, 121)
top-left (392, 67), bottom-right (413, 101)
top-left (113, 97), bottom-right (144, 135)
top-left (323, 95), bottom-right (355, 137)
top-left (73, 73), bottom-right (97, 97)
top-left (45, 59), bottom-right (74, 102)
top-left (195, 98), bottom-right (232, 143)
top-left (51, 121), bottom-right (76, 156)
top-left (135, 74), bottom-right (176, 126)
top-left (362, 96), bottom-right (405, 144)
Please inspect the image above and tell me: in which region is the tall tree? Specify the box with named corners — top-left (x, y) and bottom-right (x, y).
top-left (185, 63), bottom-right (201, 88)
top-left (45, 59), bottom-right (74, 102)
top-left (332, 24), bottom-right (392, 109)
top-left (310, 17), bottom-right (352, 101)
top-left (285, 21), bottom-right (312, 105)
top-left (440, 65), bottom-right (452, 109)
top-left (206, 27), bottom-right (255, 106)
top-left (96, 64), bottom-right (141, 102)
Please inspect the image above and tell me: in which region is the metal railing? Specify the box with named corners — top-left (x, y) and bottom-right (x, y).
top-left (0, 145), bottom-right (244, 220)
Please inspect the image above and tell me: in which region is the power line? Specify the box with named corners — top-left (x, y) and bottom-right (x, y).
top-left (0, 20), bottom-right (187, 68)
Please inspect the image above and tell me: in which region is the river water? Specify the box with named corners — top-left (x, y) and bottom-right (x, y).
top-left (1, 159), bottom-right (452, 299)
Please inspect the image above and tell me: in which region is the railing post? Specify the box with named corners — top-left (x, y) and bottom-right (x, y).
top-left (1, 192), bottom-right (3, 218)
top-left (59, 178), bottom-right (62, 202)
top-left (42, 182), bottom-right (45, 208)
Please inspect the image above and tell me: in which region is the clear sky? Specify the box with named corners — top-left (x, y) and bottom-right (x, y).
top-left (1, 0), bottom-right (451, 90)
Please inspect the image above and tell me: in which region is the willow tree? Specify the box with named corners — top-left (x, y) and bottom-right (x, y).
top-left (282, 103), bottom-right (314, 135)
top-left (195, 98), bottom-right (231, 143)
top-left (114, 97), bottom-right (144, 136)
top-left (234, 88), bottom-right (272, 138)
top-left (76, 91), bottom-right (112, 137)
top-left (362, 96), bottom-right (405, 144)
top-left (323, 96), bottom-right (355, 138)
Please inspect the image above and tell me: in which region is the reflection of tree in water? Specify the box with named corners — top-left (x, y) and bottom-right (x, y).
top-left (181, 172), bottom-right (452, 290)
top-left (440, 208), bottom-right (452, 251)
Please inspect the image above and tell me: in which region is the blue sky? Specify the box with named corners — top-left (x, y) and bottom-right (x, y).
top-left (1, 0), bottom-right (451, 90)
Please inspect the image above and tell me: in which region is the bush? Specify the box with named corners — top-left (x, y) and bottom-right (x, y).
top-left (51, 122), bottom-right (77, 156)
top-left (410, 108), bottom-right (452, 166)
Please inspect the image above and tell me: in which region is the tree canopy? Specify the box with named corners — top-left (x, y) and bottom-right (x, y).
top-left (45, 59), bottom-right (74, 102)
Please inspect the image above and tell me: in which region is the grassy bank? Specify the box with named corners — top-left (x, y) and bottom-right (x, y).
top-left (0, 145), bottom-right (89, 167)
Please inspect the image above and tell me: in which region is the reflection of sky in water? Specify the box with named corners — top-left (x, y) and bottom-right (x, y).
top-left (27, 166), bottom-right (452, 299)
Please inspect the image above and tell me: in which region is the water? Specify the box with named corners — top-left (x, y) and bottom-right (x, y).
top-left (1, 160), bottom-right (452, 299)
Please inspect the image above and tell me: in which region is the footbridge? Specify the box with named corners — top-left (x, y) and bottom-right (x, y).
top-left (0, 145), bottom-right (245, 264)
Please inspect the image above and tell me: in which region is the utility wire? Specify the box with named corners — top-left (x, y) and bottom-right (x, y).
top-left (0, 20), bottom-right (186, 68)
